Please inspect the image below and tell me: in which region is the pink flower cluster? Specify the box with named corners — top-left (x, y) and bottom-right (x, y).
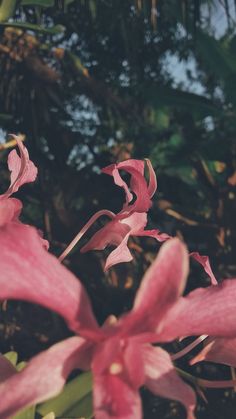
top-left (0, 138), bottom-right (236, 419)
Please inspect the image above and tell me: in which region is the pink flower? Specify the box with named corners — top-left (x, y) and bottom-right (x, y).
top-left (0, 136), bottom-right (37, 226)
top-left (60, 159), bottom-right (217, 285)
top-left (59, 159), bottom-right (170, 270)
top-left (1, 226), bottom-right (236, 418)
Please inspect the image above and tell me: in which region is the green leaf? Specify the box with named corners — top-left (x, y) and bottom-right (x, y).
top-left (12, 405), bottom-right (35, 419)
top-left (65, 392), bottom-right (93, 418)
top-left (21, 0), bottom-right (54, 6)
top-left (37, 371), bottom-right (92, 416)
top-left (0, 21), bottom-right (64, 34)
top-left (0, 0), bottom-right (17, 22)
top-left (4, 351), bottom-right (18, 366)
top-left (142, 85), bottom-right (219, 116)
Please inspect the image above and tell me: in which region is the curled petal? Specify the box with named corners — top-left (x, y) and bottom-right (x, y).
top-left (144, 346), bottom-right (196, 419)
top-left (102, 160), bottom-right (151, 213)
top-left (6, 137), bottom-right (37, 197)
top-left (190, 252), bottom-right (217, 285)
top-left (0, 223), bottom-right (101, 339)
top-left (0, 337), bottom-right (88, 419)
top-left (158, 279), bottom-right (236, 342)
top-left (93, 369), bottom-right (142, 419)
top-left (122, 238), bottom-right (189, 334)
top-left (191, 337), bottom-right (236, 367)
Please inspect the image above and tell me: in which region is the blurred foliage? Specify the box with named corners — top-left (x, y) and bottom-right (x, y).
top-left (0, 1), bottom-right (236, 418)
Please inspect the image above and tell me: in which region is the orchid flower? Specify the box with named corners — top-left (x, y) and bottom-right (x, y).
top-left (60, 159), bottom-right (217, 285)
top-left (0, 136), bottom-right (37, 226)
top-left (2, 225), bottom-right (236, 418)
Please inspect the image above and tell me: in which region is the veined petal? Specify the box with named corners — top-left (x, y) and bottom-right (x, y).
top-left (158, 279), bottom-right (236, 342)
top-left (0, 337), bottom-right (88, 419)
top-left (121, 238), bottom-right (189, 334)
top-left (93, 369), bottom-right (142, 419)
top-left (143, 346), bottom-right (196, 419)
top-left (0, 223), bottom-right (101, 339)
top-left (191, 337), bottom-right (236, 367)
top-left (5, 137), bottom-right (37, 197)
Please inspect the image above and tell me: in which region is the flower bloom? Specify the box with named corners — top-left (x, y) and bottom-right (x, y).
top-left (2, 221), bottom-right (236, 418)
top-left (60, 159), bottom-right (217, 284)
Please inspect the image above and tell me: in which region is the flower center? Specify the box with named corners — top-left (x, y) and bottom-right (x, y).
top-left (109, 362), bottom-right (123, 375)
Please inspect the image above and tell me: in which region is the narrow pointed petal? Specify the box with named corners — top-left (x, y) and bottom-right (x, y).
top-left (93, 370), bottom-right (142, 419)
top-left (104, 234), bottom-right (132, 271)
top-left (144, 346), bottom-right (196, 419)
top-left (0, 223), bottom-right (101, 339)
top-left (6, 138), bottom-right (37, 196)
top-left (122, 238), bottom-right (189, 334)
top-left (0, 337), bottom-right (89, 419)
top-left (158, 279), bottom-right (236, 342)
top-left (190, 252), bottom-right (217, 285)
top-left (191, 338), bottom-right (236, 367)
top-left (134, 228), bottom-right (171, 242)
top-left (145, 159), bottom-right (157, 198)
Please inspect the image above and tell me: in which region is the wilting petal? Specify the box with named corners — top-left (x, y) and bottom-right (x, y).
top-left (122, 238), bottom-right (189, 334)
top-left (143, 346), bottom-right (196, 419)
top-left (191, 337), bottom-right (236, 367)
top-left (0, 198), bottom-right (22, 226)
top-left (0, 355), bottom-right (16, 382)
top-left (190, 252), bottom-right (217, 285)
top-left (0, 337), bottom-right (88, 419)
top-left (0, 223), bottom-right (101, 339)
top-left (6, 138), bottom-right (37, 196)
top-left (93, 369), bottom-right (142, 419)
top-left (158, 279), bottom-right (236, 342)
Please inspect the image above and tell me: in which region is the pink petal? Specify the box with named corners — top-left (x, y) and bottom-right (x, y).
top-left (122, 238), bottom-right (189, 334)
top-left (81, 213), bottom-right (148, 270)
top-left (0, 222), bottom-right (101, 339)
top-left (0, 337), bottom-right (89, 418)
top-left (145, 159), bottom-right (157, 198)
top-left (5, 137), bottom-right (37, 197)
top-left (81, 218), bottom-right (130, 253)
top-left (190, 337), bottom-right (236, 367)
top-left (158, 279), bottom-right (236, 342)
top-left (134, 228), bottom-right (171, 242)
top-left (143, 346), bottom-right (196, 419)
top-left (102, 160), bottom-right (152, 213)
top-left (0, 198), bottom-right (22, 226)
top-left (93, 369), bottom-right (142, 419)
top-left (190, 252), bottom-right (217, 285)
top-left (0, 356), bottom-right (16, 382)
